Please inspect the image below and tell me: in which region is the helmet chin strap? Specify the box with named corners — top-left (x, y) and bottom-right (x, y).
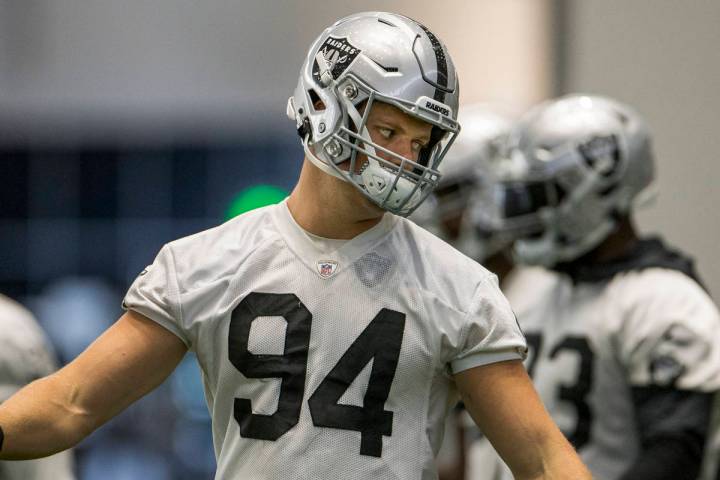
top-left (303, 137), bottom-right (346, 181)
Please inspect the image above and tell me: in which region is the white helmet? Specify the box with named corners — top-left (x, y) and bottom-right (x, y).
top-left (287, 12), bottom-right (460, 216)
top-left (496, 94), bottom-right (655, 266)
top-left (415, 104), bottom-right (512, 260)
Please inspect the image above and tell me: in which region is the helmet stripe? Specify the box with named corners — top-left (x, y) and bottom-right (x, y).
top-left (417, 23), bottom-right (448, 103)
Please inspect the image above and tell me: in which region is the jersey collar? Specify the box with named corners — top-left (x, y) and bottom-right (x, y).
top-left (271, 200), bottom-right (398, 278)
top-left (553, 236), bottom-right (705, 289)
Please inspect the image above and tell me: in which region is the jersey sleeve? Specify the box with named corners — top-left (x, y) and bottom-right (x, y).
top-left (122, 244), bottom-right (190, 348)
top-left (449, 274), bottom-right (528, 374)
top-left (616, 270), bottom-right (720, 391)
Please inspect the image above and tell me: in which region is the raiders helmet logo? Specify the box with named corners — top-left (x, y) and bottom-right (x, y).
top-left (578, 134), bottom-right (621, 178)
top-left (312, 37), bottom-right (361, 84)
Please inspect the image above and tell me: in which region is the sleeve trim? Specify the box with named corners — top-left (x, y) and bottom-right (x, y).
top-left (451, 348), bottom-right (524, 374)
top-left (124, 306), bottom-right (191, 349)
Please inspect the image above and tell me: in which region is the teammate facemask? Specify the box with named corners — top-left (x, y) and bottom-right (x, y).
top-left (494, 94), bottom-right (655, 266)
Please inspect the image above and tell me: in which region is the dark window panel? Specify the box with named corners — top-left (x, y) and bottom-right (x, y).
top-left (78, 220), bottom-right (118, 277)
top-left (0, 148), bottom-right (29, 218)
top-left (26, 219), bottom-right (80, 282)
top-left (0, 220), bottom-right (27, 280)
top-left (79, 149), bottom-right (118, 218)
top-left (0, 280), bottom-right (28, 299)
top-left (116, 218), bottom-right (176, 287)
top-left (118, 150), bottom-right (173, 218)
top-left (172, 147), bottom-right (207, 218)
top-left (29, 151), bottom-right (80, 217)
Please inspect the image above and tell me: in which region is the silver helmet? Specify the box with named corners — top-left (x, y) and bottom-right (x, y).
top-left (414, 103), bottom-right (512, 260)
top-left (287, 11), bottom-right (460, 216)
top-left (495, 94), bottom-right (655, 266)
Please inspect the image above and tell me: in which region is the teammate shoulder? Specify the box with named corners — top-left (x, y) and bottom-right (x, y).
top-left (0, 294), bottom-right (36, 325)
top-left (612, 267), bottom-right (711, 305)
top-left (0, 294), bottom-right (48, 345)
top-left (608, 267), bottom-right (720, 343)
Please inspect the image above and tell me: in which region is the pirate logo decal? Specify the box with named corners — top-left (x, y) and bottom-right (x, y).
top-left (578, 134), bottom-right (622, 179)
top-left (312, 36), bottom-right (361, 84)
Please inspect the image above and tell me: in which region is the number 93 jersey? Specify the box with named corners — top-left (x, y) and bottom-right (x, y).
top-left (122, 201), bottom-right (526, 480)
top-left (504, 252), bottom-right (720, 480)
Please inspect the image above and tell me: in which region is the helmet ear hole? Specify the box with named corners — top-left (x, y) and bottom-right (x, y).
top-left (308, 89), bottom-right (325, 111)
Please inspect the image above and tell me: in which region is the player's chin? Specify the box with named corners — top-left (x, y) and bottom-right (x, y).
top-left (350, 186), bottom-right (386, 218)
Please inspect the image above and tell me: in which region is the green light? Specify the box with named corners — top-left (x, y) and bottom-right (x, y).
top-left (225, 184), bottom-right (289, 220)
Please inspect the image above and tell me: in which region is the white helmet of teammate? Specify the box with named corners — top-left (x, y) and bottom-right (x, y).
top-left (415, 103), bottom-right (512, 260)
top-left (495, 94), bottom-right (655, 266)
top-left (287, 11), bottom-right (460, 216)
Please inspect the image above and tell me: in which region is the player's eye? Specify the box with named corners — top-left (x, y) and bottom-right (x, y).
top-left (411, 140), bottom-right (427, 153)
top-left (377, 127), bottom-right (393, 139)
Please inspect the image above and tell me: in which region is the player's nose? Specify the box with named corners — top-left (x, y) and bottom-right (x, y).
top-left (381, 138), bottom-right (417, 169)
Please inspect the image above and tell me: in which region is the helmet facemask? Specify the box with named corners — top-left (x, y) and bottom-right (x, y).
top-left (496, 97), bottom-right (654, 267)
top-left (300, 73), bottom-right (458, 217)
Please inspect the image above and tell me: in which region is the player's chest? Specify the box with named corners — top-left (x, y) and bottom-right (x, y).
top-left (200, 276), bottom-right (445, 398)
top-left (198, 284), bottom-right (441, 458)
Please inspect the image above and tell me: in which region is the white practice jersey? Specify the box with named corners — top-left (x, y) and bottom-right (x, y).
top-left (123, 201), bottom-right (526, 480)
top-left (0, 295), bottom-right (76, 480)
top-left (496, 257), bottom-right (720, 480)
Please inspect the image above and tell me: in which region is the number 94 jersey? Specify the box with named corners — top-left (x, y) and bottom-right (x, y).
top-left (122, 201), bottom-right (526, 480)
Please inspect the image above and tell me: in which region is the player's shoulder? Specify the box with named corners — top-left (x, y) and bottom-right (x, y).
top-left (393, 217), bottom-right (496, 309)
top-left (606, 267), bottom-right (719, 343)
top-left (612, 267), bottom-right (711, 306)
top-left (605, 236), bottom-right (709, 301)
top-left (152, 204), bottom-right (283, 288)
top-left (0, 294), bottom-right (45, 340)
top-left (0, 294), bottom-right (35, 324)
top-left (0, 295), bottom-right (55, 371)
top-left (168, 203), bottom-right (277, 255)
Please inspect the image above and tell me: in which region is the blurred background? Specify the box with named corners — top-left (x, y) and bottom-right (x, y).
top-left (0, 1), bottom-right (718, 478)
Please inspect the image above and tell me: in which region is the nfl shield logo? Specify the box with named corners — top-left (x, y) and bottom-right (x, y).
top-left (317, 260), bottom-right (339, 278)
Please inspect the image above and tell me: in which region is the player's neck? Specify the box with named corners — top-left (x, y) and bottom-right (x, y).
top-left (584, 216), bottom-right (639, 263)
top-left (287, 159), bottom-right (386, 240)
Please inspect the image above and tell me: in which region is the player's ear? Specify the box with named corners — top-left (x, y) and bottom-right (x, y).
top-left (309, 89), bottom-right (326, 111)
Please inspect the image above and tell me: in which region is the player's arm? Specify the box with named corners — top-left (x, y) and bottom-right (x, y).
top-left (454, 359), bottom-right (591, 480)
top-left (0, 310), bottom-right (187, 460)
top-left (617, 387), bottom-right (713, 480)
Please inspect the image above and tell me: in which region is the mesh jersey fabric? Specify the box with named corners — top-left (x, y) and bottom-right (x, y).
top-left (0, 295), bottom-right (77, 480)
top-left (123, 201), bottom-right (526, 480)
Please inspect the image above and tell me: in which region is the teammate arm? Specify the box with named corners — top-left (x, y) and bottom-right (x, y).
top-left (455, 359), bottom-right (591, 480)
top-left (617, 387), bottom-right (713, 480)
top-left (0, 310), bottom-right (188, 459)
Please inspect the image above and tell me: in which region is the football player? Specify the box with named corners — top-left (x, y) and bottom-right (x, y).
top-left (0, 13), bottom-right (590, 480)
top-left (424, 104), bottom-right (560, 480)
top-left (488, 94), bottom-right (720, 480)
top-left (0, 294), bottom-right (75, 480)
